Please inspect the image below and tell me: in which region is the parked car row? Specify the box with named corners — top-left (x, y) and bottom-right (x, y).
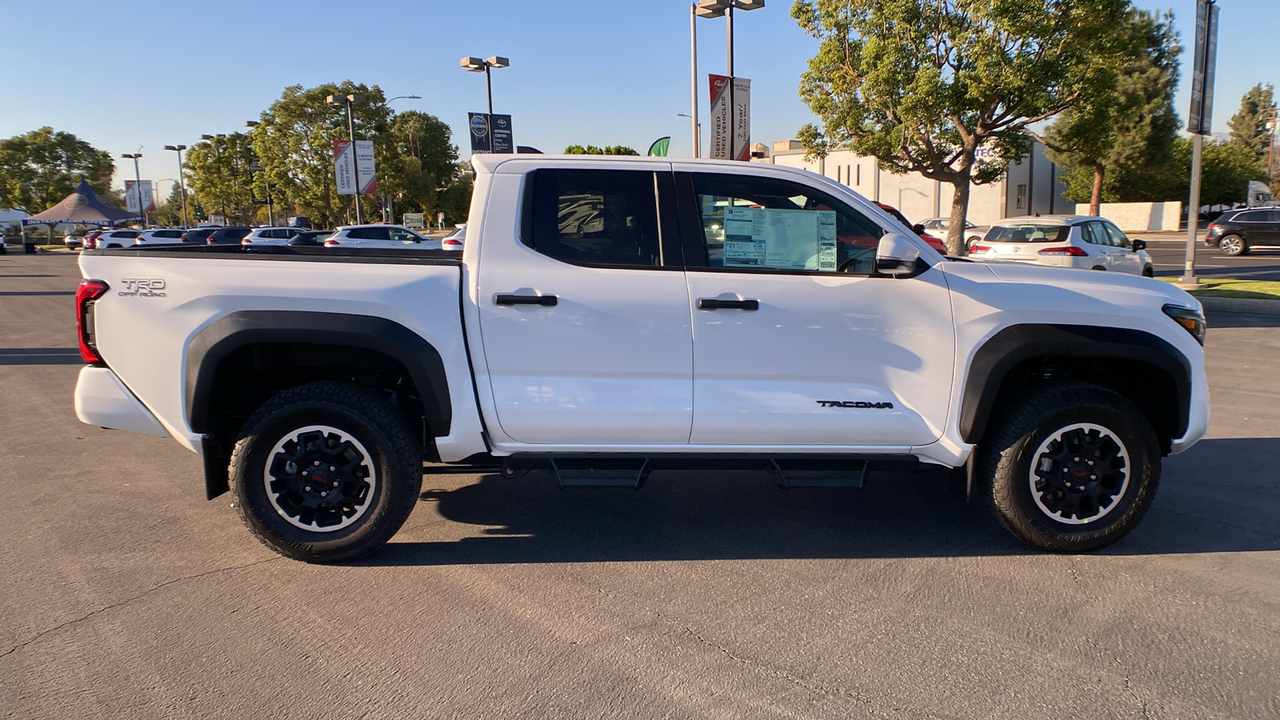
top-left (969, 215), bottom-right (1154, 276)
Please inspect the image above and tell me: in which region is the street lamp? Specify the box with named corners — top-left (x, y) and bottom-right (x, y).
top-left (387, 95), bottom-right (422, 104)
top-left (326, 93), bottom-right (367, 224)
top-left (242, 121), bottom-right (275, 226)
top-left (200, 133), bottom-right (228, 222)
top-left (163, 144), bottom-right (189, 227)
top-left (459, 56), bottom-right (509, 116)
top-left (694, 0), bottom-right (765, 161)
top-left (120, 152), bottom-right (146, 227)
top-left (678, 113), bottom-right (702, 158)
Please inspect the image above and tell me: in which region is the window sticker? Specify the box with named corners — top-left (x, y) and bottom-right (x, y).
top-left (722, 207), bottom-right (837, 271)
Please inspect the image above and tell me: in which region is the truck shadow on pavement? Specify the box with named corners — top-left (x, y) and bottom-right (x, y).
top-left (362, 437), bottom-right (1279, 566)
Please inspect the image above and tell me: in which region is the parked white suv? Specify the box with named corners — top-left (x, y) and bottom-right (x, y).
top-left (241, 227), bottom-right (303, 246)
top-left (96, 229), bottom-right (142, 248)
top-left (323, 224), bottom-right (441, 250)
top-left (969, 216), bottom-right (1154, 276)
top-left (134, 228), bottom-right (188, 246)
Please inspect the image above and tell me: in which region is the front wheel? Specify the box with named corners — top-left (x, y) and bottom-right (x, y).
top-left (1219, 234), bottom-right (1247, 256)
top-left (229, 381), bottom-right (422, 563)
top-left (978, 382), bottom-right (1160, 552)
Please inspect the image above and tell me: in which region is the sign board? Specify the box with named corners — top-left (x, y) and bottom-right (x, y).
top-left (491, 114), bottom-right (514, 153)
top-left (124, 179), bottom-right (154, 214)
top-left (730, 77), bottom-right (751, 162)
top-left (403, 212), bottom-right (425, 228)
top-left (1188, 0), bottom-right (1219, 135)
top-left (468, 112), bottom-right (492, 154)
top-left (709, 74), bottom-right (731, 159)
top-left (333, 139), bottom-right (356, 195)
top-left (354, 140), bottom-right (377, 195)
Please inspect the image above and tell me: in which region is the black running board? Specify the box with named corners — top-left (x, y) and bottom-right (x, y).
top-left (499, 453), bottom-right (919, 489)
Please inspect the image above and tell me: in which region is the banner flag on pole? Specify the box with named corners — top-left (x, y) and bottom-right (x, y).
top-left (647, 137), bottom-right (671, 157)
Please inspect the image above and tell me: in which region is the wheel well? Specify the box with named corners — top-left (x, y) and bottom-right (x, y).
top-left (986, 356), bottom-right (1180, 454)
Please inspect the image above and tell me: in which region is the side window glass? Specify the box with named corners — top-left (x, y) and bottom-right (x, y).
top-left (691, 173), bottom-right (883, 274)
top-left (1103, 223), bottom-right (1131, 249)
top-left (389, 228), bottom-right (417, 242)
top-left (524, 169), bottom-right (661, 267)
top-left (1080, 223), bottom-right (1102, 245)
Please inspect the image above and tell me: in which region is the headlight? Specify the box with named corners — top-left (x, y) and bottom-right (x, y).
top-left (1162, 304), bottom-right (1206, 346)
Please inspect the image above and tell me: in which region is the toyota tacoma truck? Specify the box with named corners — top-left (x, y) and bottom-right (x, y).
top-left (73, 155), bottom-right (1209, 562)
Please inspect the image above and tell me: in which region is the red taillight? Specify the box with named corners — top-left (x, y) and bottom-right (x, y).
top-left (969, 244), bottom-right (993, 253)
top-left (325, 240), bottom-right (339, 246)
top-left (76, 280), bottom-right (109, 364)
top-left (1038, 246), bottom-right (1088, 256)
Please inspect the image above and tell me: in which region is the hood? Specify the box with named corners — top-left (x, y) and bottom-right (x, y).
top-left (976, 261), bottom-right (1201, 313)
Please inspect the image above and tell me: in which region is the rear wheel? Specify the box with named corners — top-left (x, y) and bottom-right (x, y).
top-left (978, 382), bottom-right (1160, 552)
top-left (1219, 234), bottom-right (1247, 256)
top-left (229, 381), bottom-right (422, 563)
top-left (1142, 266), bottom-right (1154, 278)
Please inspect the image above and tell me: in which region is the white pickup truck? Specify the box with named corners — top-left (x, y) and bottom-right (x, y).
top-left (73, 155), bottom-right (1209, 562)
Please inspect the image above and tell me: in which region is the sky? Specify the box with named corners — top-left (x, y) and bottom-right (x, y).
top-left (0, 0), bottom-right (1274, 197)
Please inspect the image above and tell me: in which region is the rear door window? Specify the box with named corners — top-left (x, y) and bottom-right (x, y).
top-left (521, 168), bottom-right (662, 267)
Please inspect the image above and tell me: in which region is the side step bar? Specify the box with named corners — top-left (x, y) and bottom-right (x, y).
top-left (499, 454), bottom-right (918, 490)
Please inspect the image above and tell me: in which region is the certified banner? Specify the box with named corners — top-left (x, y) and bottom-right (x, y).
top-left (468, 112), bottom-right (492, 154)
top-left (731, 77), bottom-right (751, 162)
top-left (124, 180), bottom-right (155, 213)
top-left (491, 114), bottom-right (514, 154)
top-left (333, 139), bottom-right (356, 195)
top-left (708, 74), bottom-right (731, 159)
top-left (354, 140), bottom-right (377, 195)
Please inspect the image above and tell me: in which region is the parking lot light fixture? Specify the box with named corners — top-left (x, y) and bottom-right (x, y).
top-left (163, 144), bottom-right (189, 228)
top-left (327, 94), bottom-right (368, 224)
top-left (460, 56), bottom-right (509, 116)
top-left (120, 153), bottom-right (146, 228)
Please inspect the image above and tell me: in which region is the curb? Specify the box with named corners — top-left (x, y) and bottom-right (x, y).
top-left (1198, 296), bottom-right (1280, 316)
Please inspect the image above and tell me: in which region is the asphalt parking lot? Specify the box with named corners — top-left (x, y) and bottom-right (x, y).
top-left (2, 252), bottom-right (1277, 719)
top-left (1141, 231), bottom-right (1280, 281)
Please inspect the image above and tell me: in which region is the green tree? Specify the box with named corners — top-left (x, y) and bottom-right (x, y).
top-left (1135, 137), bottom-right (1265, 206)
top-left (563, 144), bottom-right (639, 155)
top-left (384, 111), bottom-right (459, 218)
top-left (435, 162), bottom-right (474, 228)
top-left (185, 133), bottom-right (257, 225)
top-left (1227, 83), bottom-right (1276, 166)
top-left (0, 127), bottom-right (114, 212)
top-left (248, 82), bottom-right (395, 229)
top-left (1042, 9), bottom-right (1180, 213)
top-left (151, 181), bottom-right (189, 227)
top-left (791, 0), bottom-right (1132, 254)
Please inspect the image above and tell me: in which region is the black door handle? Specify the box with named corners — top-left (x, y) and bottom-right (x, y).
top-left (698, 298), bottom-right (759, 311)
top-left (495, 293), bottom-right (557, 306)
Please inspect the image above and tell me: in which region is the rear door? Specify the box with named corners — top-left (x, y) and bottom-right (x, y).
top-left (673, 166), bottom-right (955, 447)
top-left (475, 164), bottom-right (694, 444)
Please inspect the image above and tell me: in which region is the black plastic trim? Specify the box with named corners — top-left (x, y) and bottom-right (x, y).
top-left (82, 245), bottom-right (462, 266)
top-left (186, 311), bottom-right (452, 437)
top-left (959, 324), bottom-right (1192, 445)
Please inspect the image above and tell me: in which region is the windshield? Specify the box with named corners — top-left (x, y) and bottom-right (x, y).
top-left (984, 224), bottom-right (1070, 243)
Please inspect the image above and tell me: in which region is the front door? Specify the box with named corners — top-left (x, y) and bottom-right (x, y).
top-left (673, 167), bottom-right (956, 447)
top-left (475, 165), bottom-right (693, 444)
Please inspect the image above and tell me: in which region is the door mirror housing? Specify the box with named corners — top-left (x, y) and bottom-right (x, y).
top-left (1132, 239), bottom-right (1146, 251)
top-left (876, 233), bottom-right (921, 275)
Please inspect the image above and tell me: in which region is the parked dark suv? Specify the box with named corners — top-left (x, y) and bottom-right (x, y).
top-left (205, 227), bottom-right (252, 245)
top-left (181, 227), bottom-right (219, 244)
top-left (1204, 208), bottom-right (1280, 256)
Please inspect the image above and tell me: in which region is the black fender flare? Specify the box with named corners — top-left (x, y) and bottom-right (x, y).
top-left (959, 324), bottom-right (1191, 445)
top-left (185, 310), bottom-right (452, 437)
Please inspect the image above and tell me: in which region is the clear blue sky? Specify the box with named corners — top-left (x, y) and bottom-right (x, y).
top-left (0, 0), bottom-right (1273, 196)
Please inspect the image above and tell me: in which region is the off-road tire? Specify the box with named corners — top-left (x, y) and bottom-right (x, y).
top-left (229, 381), bottom-right (421, 563)
top-left (978, 381), bottom-right (1160, 552)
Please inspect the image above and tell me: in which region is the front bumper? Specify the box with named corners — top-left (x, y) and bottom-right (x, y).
top-left (73, 366), bottom-right (169, 438)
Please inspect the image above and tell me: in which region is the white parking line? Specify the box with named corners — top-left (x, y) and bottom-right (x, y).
top-left (1155, 263), bottom-right (1226, 268)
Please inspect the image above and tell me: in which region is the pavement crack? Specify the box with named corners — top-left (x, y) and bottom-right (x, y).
top-left (0, 557), bottom-right (280, 660)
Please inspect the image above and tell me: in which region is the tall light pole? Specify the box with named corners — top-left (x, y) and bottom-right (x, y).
top-left (120, 152), bottom-right (146, 227)
top-left (242, 121), bottom-right (275, 226)
top-left (200, 134), bottom-right (228, 223)
top-left (163, 144), bottom-right (189, 227)
top-left (326, 93), bottom-right (367, 224)
top-left (694, 1), bottom-right (764, 161)
top-left (460, 56), bottom-right (509, 117)
top-left (690, 4), bottom-right (700, 157)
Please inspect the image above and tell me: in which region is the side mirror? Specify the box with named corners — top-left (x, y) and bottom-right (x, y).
top-left (876, 233), bottom-right (921, 275)
top-left (912, 223), bottom-right (926, 234)
top-left (1132, 239), bottom-right (1146, 251)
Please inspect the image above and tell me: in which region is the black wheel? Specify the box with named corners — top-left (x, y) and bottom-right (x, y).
top-left (1142, 266), bottom-right (1154, 278)
top-left (229, 381), bottom-right (422, 563)
top-left (1219, 234), bottom-right (1246, 256)
top-left (978, 382), bottom-right (1159, 552)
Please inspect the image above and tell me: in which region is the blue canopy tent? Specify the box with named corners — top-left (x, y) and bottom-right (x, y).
top-left (19, 179), bottom-right (139, 248)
